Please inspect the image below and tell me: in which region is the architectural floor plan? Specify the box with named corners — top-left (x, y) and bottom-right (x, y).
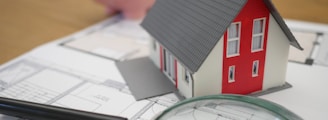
top-left (0, 57), bottom-right (179, 120)
top-left (0, 15), bottom-right (327, 119)
top-left (0, 16), bottom-right (179, 120)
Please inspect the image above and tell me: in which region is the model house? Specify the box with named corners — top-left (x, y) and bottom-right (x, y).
top-left (141, 0), bottom-right (303, 98)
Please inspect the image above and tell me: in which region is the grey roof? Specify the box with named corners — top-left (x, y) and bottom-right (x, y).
top-left (141, 0), bottom-right (303, 73)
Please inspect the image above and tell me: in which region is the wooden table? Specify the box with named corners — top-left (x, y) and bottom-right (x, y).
top-left (0, 0), bottom-right (328, 64)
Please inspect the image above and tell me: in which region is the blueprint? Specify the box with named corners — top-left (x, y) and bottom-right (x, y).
top-left (63, 18), bottom-right (150, 61)
top-left (286, 20), bottom-right (328, 66)
top-left (0, 16), bottom-right (179, 120)
top-left (0, 57), bottom-right (179, 120)
top-left (0, 15), bottom-right (328, 119)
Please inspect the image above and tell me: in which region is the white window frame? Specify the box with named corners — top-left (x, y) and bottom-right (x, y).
top-left (252, 18), bottom-right (266, 52)
top-left (228, 66), bottom-right (235, 83)
top-left (163, 49), bottom-right (168, 72)
top-left (252, 60), bottom-right (259, 77)
top-left (184, 68), bottom-right (190, 84)
top-left (227, 22), bottom-right (241, 57)
top-left (163, 49), bottom-right (176, 82)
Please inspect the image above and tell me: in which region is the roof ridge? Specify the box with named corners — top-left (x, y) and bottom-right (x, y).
top-left (263, 0), bottom-right (303, 50)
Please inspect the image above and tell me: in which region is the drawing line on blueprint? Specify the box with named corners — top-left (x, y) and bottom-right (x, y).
top-left (0, 60), bottom-right (87, 104)
top-left (130, 102), bottom-right (157, 120)
top-left (101, 79), bottom-right (128, 92)
top-left (0, 60), bottom-right (44, 90)
top-left (0, 59), bottom-right (180, 120)
top-left (132, 95), bottom-right (179, 120)
top-left (57, 94), bottom-right (103, 111)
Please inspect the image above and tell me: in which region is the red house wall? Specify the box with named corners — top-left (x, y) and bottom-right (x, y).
top-left (222, 0), bottom-right (270, 94)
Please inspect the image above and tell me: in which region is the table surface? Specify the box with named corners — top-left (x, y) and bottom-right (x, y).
top-left (1, 0), bottom-right (328, 64)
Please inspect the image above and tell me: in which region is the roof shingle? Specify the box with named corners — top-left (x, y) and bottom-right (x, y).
top-left (142, 0), bottom-right (247, 72)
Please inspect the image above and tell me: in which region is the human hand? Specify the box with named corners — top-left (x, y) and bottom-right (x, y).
top-left (94, 0), bottom-right (155, 19)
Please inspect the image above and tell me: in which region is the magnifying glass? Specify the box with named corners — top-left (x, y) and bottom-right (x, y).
top-left (154, 94), bottom-right (302, 120)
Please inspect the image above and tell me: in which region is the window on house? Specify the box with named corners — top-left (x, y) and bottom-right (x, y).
top-left (185, 69), bottom-right (190, 84)
top-left (252, 60), bottom-right (259, 77)
top-left (227, 22), bottom-right (241, 57)
top-left (163, 48), bottom-right (176, 81)
top-left (164, 49), bottom-right (172, 76)
top-left (163, 49), bottom-right (167, 72)
top-left (252, 18), bottom-right (265, 51)
top-left (228, 66), bottom-right (235, 83)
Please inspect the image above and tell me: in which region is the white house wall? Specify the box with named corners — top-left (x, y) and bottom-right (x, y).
top-left (149, 39), bottom-right (161, 68)
top-left (193, 37), bottom-right (224, 97)
top-left (150, 39), bottom-right (193, 98)
top-left (263, 14), bottom-right (290, 90)
top-left (177, 62), bottom-right (193, 98)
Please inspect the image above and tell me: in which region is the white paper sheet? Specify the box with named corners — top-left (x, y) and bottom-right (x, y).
top-left (0, 16), bottom-right (179, 120)
top-left (0, 16), bottom-right (327, 119)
